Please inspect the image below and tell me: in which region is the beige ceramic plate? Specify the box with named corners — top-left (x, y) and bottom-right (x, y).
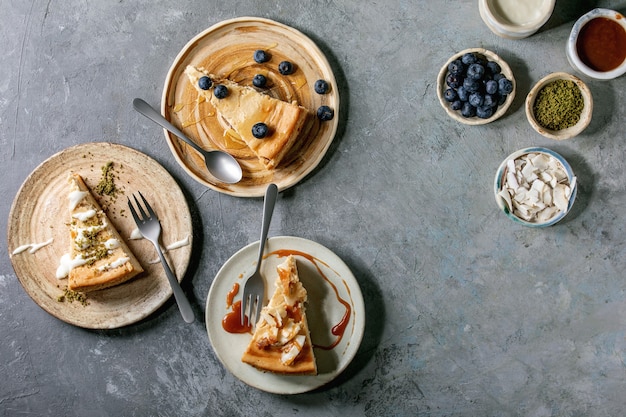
top-left (206, 236), bottom-right (365, 394)
top-left (162, 17), bottom-right (339, 197)
top-left (437, 48), bottom-right (516, 125)
top-left (7, 142), bottom-right (193, 329)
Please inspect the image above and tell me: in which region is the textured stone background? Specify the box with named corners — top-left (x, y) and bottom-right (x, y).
top-left (2, 0), bottom-right (626, 416)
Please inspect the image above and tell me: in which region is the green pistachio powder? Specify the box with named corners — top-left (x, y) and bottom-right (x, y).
top-left (533, 79), bottom-right (584, 131)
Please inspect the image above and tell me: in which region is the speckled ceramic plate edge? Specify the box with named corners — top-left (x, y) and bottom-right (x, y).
top-left (7, 142), bottom-right (193, 329)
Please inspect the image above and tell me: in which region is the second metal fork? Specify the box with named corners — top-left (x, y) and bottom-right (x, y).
top-left (128, 192), bottom-right (195, 324)
top-left (240, 183), bottom-right (278, 328)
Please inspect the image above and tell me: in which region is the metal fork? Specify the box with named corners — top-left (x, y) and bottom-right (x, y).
top-left (127, 192), bottom-right (195, 323)
top-left (241, 183), bottom-right (278, 328)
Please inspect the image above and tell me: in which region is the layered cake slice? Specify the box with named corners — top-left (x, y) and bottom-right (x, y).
top-left (66, 173), bottom-right (143, 292)
top-left (242, 255), bottom-right (317, 375)
top-left (184, 65), bottom-right (308, 169)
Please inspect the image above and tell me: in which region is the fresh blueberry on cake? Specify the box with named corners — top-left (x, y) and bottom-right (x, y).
top-left (184, 65), bottom-right (309, 169)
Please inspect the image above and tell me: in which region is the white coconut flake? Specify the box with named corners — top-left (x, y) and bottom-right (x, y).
top-left (500, 152), bottom-right (575, 223)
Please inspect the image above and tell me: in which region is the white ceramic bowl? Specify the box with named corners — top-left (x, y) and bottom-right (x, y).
top-left (437, 48), bottom-right (516, 125)
top-left (566, 8), bottom-right (626, 80)
top-left (479, 0), bottom-right (555, 39)
top-left (494, 147), bottom-right (577, 227)
top-left (525, 72), bottom-right (593, 140)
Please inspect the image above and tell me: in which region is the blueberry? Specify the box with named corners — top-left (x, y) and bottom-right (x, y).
top-left (461, 102), bottom-right (476, 118)
top-left (461, 52), bottom-right (478, 65)
top-left (447, 59), bottom-right (464, 75)
top-left (317, 105), bottom-right (334, 121)
top-left (450, 100), bottom-right (463, 111)
top-left (198, 76), bottom-right (212, 90)
top-left (253, 74), bottom-right (267, 88)
top-left (476, 105), bottom-right (495, 119)
top-left (463, 77), bottom-right (480, 93)
top-left (498, 78), bottom-right (513, 95)
top-left (252, 122), bottom-right (269, 138)
top-left (444, 88), bottom-right (458, 102)
top-left (278, 61), bottom-right (294, 75)
top-left (486, 61), bottom-right (501, 75)
top-left (446, 73), bottom-right (463, 89)
top-left (456, 86), bottom-right (469, 101)
top-left (314, 79), bottom-right (330, 94)
top-left (469, 92), bottom-right (484, 107)
top-left (485, 79), bottom-right (498, 95)
top-left (467, 63), bottom-right (485, 80)
top-left (498, 94), bottom-right (507, 105)
top-left (493, 73), bottom-right (505, 82)
top-left (213, 84), bottom-right (228, 99)
top-left (483, 93), bottom-right (499, 108)
top-left (254, 50), bottom-right (270, 63)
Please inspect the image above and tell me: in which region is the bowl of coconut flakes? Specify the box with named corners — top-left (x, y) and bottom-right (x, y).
top-left (494, 147), bottom-right (577, 227)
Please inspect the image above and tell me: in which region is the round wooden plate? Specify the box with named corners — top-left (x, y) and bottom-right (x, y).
top-left (7, 143), bottom-right (193, 329)
top-left (162, 17), bottom-right (339, 197)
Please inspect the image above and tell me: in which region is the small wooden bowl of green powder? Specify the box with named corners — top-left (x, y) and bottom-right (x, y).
top-left (526, 72), bottom-right (593, 140)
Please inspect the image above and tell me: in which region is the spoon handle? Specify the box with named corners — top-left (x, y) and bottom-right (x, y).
top-left (255, 184), bottom-right (278, 272)
top-left (133, 98), bottom-right (205, 155)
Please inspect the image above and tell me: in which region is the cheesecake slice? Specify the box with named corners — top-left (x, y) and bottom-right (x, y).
top-left (66, 173), bottom-right (143, 292)
top-left (184, 65), bottom-right (308, 169)
top-left (241, 255), bottom-right (317, 375)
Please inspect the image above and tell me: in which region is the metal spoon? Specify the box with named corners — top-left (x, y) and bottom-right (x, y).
top-left (133, 98), bottom-right (242, 184)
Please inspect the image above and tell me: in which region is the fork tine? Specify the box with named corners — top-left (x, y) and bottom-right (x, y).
top-left (241, 293), bottom-right (250, 326)
top-left (250, 296), bottom-right (260, 328)
top-left (138, 191), bottom-right (157, 218)
top-left (127, 196), bottom-right (141, 223)
top-left (133, 194), bottom-right (148, 220)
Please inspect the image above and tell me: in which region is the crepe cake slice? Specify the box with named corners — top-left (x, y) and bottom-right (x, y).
top-left (241, 255), bottom-right (317, 375)
top-left (66, 173), bottom-right (143, 292)
top-left (184, 65), bottom-right (308, 169)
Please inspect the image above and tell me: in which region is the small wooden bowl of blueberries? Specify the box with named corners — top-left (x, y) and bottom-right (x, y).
top-left (437, 48), bottom-right (516, 125)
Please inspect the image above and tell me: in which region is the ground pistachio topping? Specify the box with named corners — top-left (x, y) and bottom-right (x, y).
top-left (57, 287), bottom-right (90, 306)
top-left (533, 80), bottom-right (584, 131)
top-left (94, 161), bottom-right (118, 196)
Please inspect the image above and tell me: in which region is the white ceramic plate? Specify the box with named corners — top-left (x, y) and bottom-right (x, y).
top-left (7, 143), bottom-right (193, 329)
top-left (206, 236), bottom-right (365, 394)
top-left (162, 17), bottom-right (340, 197)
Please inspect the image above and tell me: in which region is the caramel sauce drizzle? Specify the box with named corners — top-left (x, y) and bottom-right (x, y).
top-left (222, 298), bottom-right (252, 334)
top-left (220, 249), bottom-right (353, 351)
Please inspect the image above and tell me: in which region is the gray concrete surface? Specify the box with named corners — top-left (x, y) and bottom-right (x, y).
top-left (2, 1), bottom-right (626, 416)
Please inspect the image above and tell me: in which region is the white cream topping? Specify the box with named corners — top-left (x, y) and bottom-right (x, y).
top-left (72, 209), bottom-right (97, 221)
top-left (56, 253), bottom-right (88, 279)
top-left (73, 222), bottom-right (108, 249)
top-left (165, 235), bottom-right (190, 251)
top-left (104, 238), bottom-right (120, 250)
top-left (12, 238), bottom-right (54, 255)
top-left (69, 190), bottom-right (88, 211)
top-left (146, 235), bottom-right (191, 264)
top-left (12, 244), bottom-right (32, 255)
top-left (129, 228), bottom-right (143, 240)
top-left (97, 257), bottom-right (129, 272)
